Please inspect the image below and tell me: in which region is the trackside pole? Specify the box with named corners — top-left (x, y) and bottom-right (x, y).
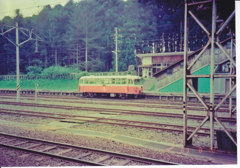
top-left (16, 22), bottom-right (20, 102)
top-left (35, 83), bottom-right (39, 102)
top-left (209, 0), bottom-right (216, 150)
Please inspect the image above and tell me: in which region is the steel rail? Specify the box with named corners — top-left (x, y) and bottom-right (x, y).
top-left (0, 92), bottom-right (236, 104)
top-left (0, 108), bottom-right (236, 135)
top-left (0, 101), bottom-right (236, 122)
top-left (0, 108), bottom-right (206, 134)
top-left (0, 97), bottom-right (233, 114)
top-left (0, 93), bottom-right (236, 109)
top-left (0, 132), bottom-right (177, 166)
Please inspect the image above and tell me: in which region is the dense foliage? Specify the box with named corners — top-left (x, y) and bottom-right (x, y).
top-left (0, 0), bottom-right (235, 75)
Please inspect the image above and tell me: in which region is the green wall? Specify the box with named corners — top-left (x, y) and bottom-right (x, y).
top-left (158, 65), bottom-right (210, 93)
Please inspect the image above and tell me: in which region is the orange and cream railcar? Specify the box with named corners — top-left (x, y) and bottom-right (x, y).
top-left (79, 76), bottom-right (143, 98)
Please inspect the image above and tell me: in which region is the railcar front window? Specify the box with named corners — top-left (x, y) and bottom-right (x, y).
top-left (89, 79), bottom-right (94, 84)
top-left (84, 80), bottom-right (88, 84)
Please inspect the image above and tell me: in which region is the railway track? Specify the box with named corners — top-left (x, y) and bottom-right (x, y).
top-left (0, 132), bottom-right (177, 166)
top-left (0, 107), bottom-right (236, 135)
top-left (0, 94), bottom-right (235, 112)
top-left (0, 100), bottom-right (236, 123)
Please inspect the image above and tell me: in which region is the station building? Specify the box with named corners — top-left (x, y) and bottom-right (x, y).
top-left (135, 41), bottom-right (235, 94)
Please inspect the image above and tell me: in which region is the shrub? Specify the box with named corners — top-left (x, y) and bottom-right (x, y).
top-left (41, 66), bottom-right (88, 79)
top-left (72, 71), bottom-right (89, 80)
top-left (26, 66), bottom-right (42, 75)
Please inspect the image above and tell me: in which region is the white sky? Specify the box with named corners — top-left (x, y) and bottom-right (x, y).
top-left (0, 0), bottom-right (81, 19)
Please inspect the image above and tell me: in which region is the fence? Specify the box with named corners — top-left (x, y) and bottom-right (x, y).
top-left (135, 32), bottom-right (207, 54)
top-left (0, 74), bottom-right (77, 80)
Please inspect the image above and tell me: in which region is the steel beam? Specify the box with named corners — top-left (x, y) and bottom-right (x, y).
top-left (229, 36), bottom-right (233, 117)
top-left (232, 106), bottom-right (236, 113)
top-left (1, 27), bottom-right (15, 35)
top-left (187, 0), bottom-right (212, 6)
top-left (216, 11), bottom-right (235, 36)
top-left (187, 41), bottom-right (210, 71)
top-left (209, 0), bottom-right (216, 150)
top-left (213, 74), bottom-right (236, 78)
top-left (215, 117), bottom-right (237, 146)
top-left (187, 116), bottom-right (209, 141)
top-left (189, 11), bottom-right (210, 36)
top-left (183, 0), bottom-right (188, 147)
top-left (215, 42), bottom-right (236, 67)
top-left (183, 0), bottom-right (236, 150)
top-left (187, 74), bottom-right (210, 78)
top-left (187, 83), bottom-right (209, 110)
top-left (214, 84), bottom-right (236, 111)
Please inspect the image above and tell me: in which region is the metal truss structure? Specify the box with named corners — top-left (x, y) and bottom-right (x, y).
top-left (182, 0), bottom-right (236, 149)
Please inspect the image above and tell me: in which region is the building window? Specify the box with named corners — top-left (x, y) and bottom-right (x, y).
top-left (167, 68), bottom-right (173, 74)
top-left (180, 62), bottom-right (183, 68)
top-left (227, 42), bottom-right (231, 49)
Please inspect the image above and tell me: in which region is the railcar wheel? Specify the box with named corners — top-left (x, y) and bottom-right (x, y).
top-left (134, 95), bottom-right (138, 99)
top-left (88, 93), bottom-right (95, 98)
top-left (120, 94), bottom-right (127, 99)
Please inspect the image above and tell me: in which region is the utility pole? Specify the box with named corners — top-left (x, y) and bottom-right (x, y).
top-left (85, 17), bottom-right (88, 72)
top-left (0, 22), bottom-right (42, 102)
top-left (16, 22), bottom-right (20, 102)
top-left (115, 27), bottom-right (118, 72)
top-left (76, 43), bottom-right (79, 68)
top-left (55, 49), bottom-right (58, 66)
top-left (180, 20), bottom-right (183, 51)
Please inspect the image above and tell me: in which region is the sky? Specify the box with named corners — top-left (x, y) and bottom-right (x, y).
top-left (0, 0), bottom-right (81, 20)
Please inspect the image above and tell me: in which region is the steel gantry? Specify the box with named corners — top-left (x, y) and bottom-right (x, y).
top-left (0, 22), bottom-right (42, 102)
top-left (182, 0), bottom-right (236, 150)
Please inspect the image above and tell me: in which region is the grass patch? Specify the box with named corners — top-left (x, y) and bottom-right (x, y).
top-left (0, 79), bottom-right (79, 91)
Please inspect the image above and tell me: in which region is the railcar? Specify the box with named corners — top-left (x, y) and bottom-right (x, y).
top-left (79, 75), bottom-right (143, 98)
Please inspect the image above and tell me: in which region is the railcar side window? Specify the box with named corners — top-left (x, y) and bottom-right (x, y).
top-left (128, 79), bottom-right (133, 84)
top-left (99, 79), bottom-right (104, 84)
top-left (104, 79), bottom-right (109, 84)
top-left (122, 78), bottom-right (127, 84)
top-left (116, 78), bottom-right (120, 84)
top-left (111, 79), bottom-right (115, 84)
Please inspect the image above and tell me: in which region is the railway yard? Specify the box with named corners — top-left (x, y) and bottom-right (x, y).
top-left (0, 91), bottom-right (237, 166)
top-left (0, 0), bottom-right (238, 166)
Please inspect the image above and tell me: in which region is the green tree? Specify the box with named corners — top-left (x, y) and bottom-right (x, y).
top-left (112, 0), bottom-right (158, 71)
top-left (66, 0), bottom-right (105, 72)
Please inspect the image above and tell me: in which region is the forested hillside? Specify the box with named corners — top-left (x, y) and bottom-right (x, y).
top-left (0, 0), bottom-right (234, 75)
top-left (0, 0), bottom-right (185, 75)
